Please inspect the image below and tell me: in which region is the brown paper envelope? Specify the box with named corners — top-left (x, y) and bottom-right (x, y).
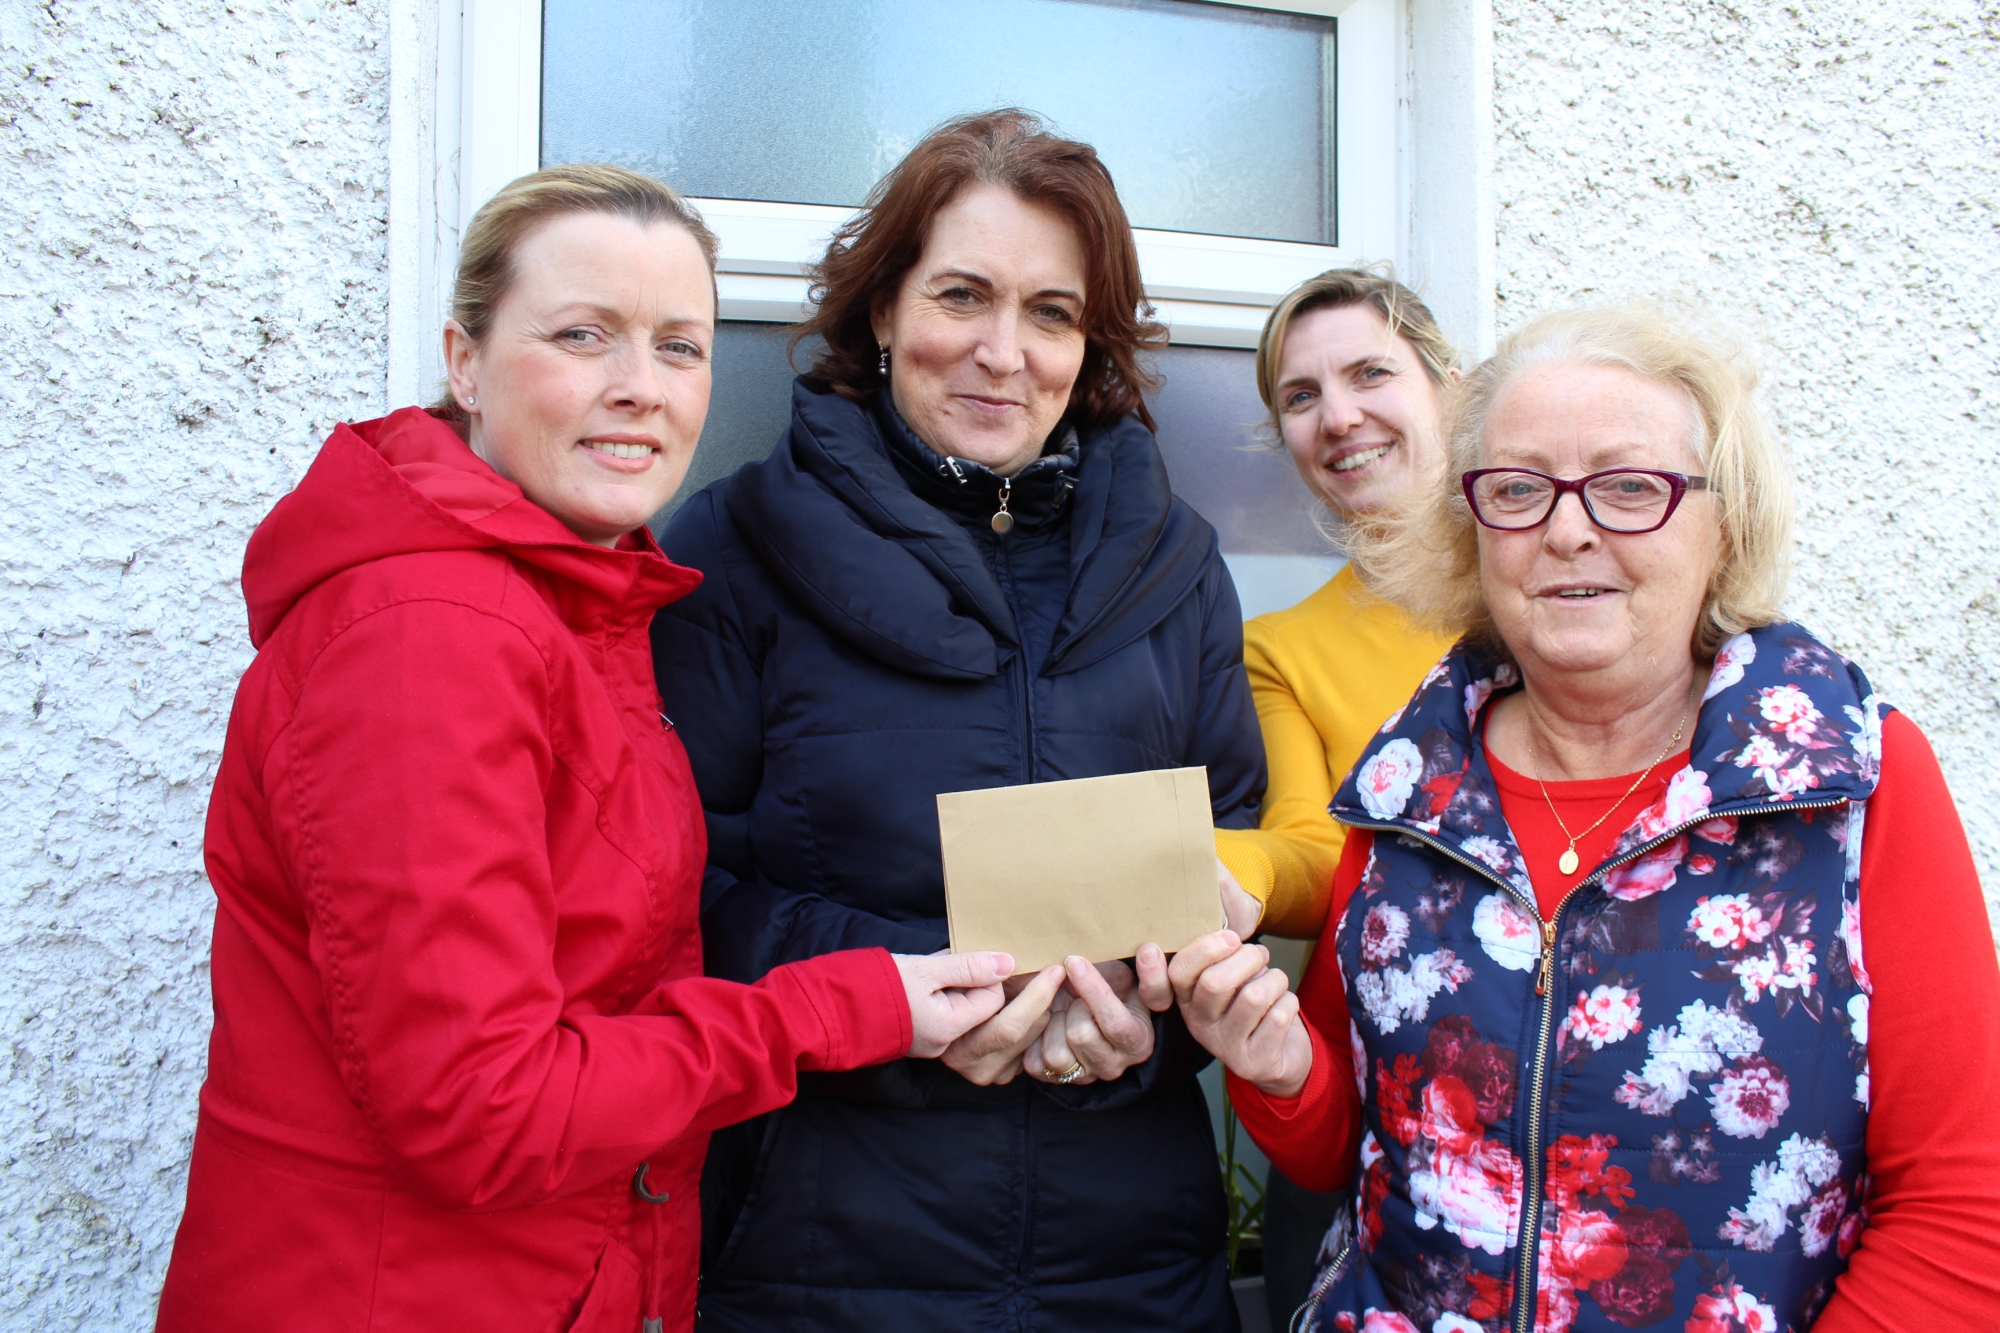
top-left (938, 767), bottom-right (1224, 975)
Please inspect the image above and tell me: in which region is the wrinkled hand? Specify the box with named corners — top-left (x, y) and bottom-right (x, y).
top-left (893, 951), bottom-right (1015, 1059)
top-left (1165, 930), bottom-right (1312, 1099)
top-left (938, 964), bottom-right (1066, 1084)
top-left (1220, 864), bottom-right (1262, 939)
top-left (1024, 957), bottom-right (1157, 1086)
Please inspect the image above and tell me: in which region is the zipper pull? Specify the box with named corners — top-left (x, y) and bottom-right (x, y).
top-left (1535, 919), bottom-right (1557, 996)
top-left (991, 477), bottom-right (1014, 534)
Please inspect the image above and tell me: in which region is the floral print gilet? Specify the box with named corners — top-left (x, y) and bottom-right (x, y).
top-left (1303, 622), bottom-right (1885, 1333)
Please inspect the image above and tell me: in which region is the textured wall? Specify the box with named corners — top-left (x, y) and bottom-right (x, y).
top-left (0, 0), bottom-right (388, 1324)
top-left (1490, 0), bottom-right (2000, 931)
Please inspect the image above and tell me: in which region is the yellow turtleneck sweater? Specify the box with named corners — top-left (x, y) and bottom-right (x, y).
top-left (1214, 563), bottom-right (1457, 939)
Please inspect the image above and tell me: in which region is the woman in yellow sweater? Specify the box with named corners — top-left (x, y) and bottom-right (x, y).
top-left (1215, 269), bottom-right (1460, 938)
top-left (1209, 269), bottom-right (1460, 1326)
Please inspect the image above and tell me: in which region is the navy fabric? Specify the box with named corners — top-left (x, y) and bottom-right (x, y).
top-left (1299, 623), bottom-right (1887, 1333)
top-left (651, 380), bottom-right (1265, 1332)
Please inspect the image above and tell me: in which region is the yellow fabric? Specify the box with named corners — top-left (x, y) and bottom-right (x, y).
top-left (1214, 563), bottom-right (1456, 939)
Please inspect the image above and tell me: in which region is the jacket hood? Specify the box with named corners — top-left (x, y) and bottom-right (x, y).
top-left (1332, 621), bottom-right (1888, 893)
top-left (720, 380), bottom-right (1214, 681)
top-left (241, 406), bottom-right (700, 647)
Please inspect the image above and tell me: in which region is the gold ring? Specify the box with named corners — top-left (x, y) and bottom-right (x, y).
top-left (1045, 1061), bottom-right (1086, 1084)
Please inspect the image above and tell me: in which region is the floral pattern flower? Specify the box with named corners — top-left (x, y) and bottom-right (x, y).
top-left (1358, 738), bottom-right (1424, 819)
top-left (1704, 633), bottom-right (1755, 701)
top-left (1756, 685), bottom-right (1823, 745)
top-left (1564, 982), bottom-right (1644, 1051)
top-left (1688, 895), bottom-right (1774, 950)
top-left (1687, 1280), bottom-right (1779, 1333)
top-left (1603, 838), bottom-right (1685, 901)
top-left (1458, 835), bottom-right (1513, 877)
top-left (1471, 892), bottom-right (1538, 972)
top-left (1362, 903), bottom-right (1413, 966)
top-left (1707, 1056), bottom-right (1792, 1139)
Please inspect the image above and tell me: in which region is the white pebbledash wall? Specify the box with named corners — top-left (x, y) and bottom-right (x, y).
top-left (0, 0), bottom-right (1992, 1327)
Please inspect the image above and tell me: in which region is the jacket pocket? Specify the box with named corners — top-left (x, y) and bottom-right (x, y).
top-left (565, 1239), bottom-right (643, 1333)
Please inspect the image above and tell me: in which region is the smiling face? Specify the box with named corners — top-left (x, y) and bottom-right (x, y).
top-left (443, 211), bottom-right (714, 546)
top-left (870, 184), bottom-right (1089, 478)
top-left (1477, 361), bottom-right (1722, 683)
top-left (1274, 303), bottom-right (1450, 519)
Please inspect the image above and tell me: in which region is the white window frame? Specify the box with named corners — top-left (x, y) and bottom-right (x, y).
top-left (388, 0), bottom-right (1492, 404)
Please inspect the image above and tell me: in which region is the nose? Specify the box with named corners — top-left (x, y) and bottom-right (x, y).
top-left (603, 335), bottom-right (668, 415)
top-left (971, 307), bottom-right (1027, 381)
top-left (1541, 486), bottom-right (1600, 556)
top-left (1319, 384), bottom-right (1366, 438)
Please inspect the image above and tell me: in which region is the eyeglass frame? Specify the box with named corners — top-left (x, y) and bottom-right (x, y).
top-left (1460, 467), bottom-right (1710, 535)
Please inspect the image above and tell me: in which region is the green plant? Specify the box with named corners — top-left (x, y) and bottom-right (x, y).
top-left (1219, 1099), bottom-right (1267, 1278)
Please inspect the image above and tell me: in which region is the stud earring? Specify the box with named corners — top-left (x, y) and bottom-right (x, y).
top-left (878, 346), bottom-right (890, 378)
top-left (466, 395), bottom-right (477, 407)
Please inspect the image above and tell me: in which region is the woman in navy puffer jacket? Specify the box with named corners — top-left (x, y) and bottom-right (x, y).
top-left (651, 111), bottom-right (1266, 1331)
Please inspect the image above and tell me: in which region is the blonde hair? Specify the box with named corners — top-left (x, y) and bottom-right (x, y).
top-left (432, 163), bottom-right (719, 417)
top-left (1350, 304), bottom-right (1794, 659)
top-left (1253, 264), bottom-right (1459, 426)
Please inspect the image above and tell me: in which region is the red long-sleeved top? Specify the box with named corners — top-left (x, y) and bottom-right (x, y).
top-left (1229, 710), bottom-right (2000, 1330)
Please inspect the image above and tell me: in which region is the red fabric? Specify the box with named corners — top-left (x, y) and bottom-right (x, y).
top-left (157, 408), bottom-right (913, 1333)
top-left (1229, 710), bottom-right (2000, 1328)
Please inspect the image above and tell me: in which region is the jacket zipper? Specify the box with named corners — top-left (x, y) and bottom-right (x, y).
top-left (1344, 793), bottom-right (1849, 1333)
top-left (989, 534), bottom-right (1040, 784)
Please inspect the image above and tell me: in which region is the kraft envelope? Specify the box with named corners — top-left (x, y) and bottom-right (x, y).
top-left (938, 767), bottom-right (1223, 976)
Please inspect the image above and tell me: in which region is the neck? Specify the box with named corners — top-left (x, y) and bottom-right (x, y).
top-left (1487, 659), bottom-right (1703, 782)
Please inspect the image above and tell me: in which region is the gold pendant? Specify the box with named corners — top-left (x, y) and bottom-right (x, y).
top-left (1558, 847), bottom-right (1580, 876)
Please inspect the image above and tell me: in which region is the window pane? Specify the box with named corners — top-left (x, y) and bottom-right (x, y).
top-left (653, 331), bottom-right (1341, 619)
top-left (543, 0), bottom-right (1335, 243)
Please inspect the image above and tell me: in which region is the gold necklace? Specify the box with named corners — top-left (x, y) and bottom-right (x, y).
top-left (1524, 682), bottom-right (1697, 878)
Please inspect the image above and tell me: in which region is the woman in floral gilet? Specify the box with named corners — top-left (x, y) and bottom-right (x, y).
top-left (1161, 307), bottom-right (2000, 1332)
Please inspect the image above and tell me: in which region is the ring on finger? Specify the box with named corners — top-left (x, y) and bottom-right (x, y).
top-left (1043, 1060), bottom-right (1086, 1084)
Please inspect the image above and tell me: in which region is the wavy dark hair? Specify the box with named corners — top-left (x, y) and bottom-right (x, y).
top-left (795, 109), bottom-right (1165, 432)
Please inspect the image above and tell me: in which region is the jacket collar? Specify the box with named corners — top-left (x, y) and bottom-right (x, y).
top-left (243, 408), bottom-right (700, 647)
top-left (722, 379), bottom-right (1212, 681)
top-left (1331, 621), bottom-right (1887, 891)
top-left (874, 394), bottom-right (1079, 532)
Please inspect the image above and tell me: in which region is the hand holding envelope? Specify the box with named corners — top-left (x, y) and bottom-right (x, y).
top-left (933, 767), bottom-right (1263, 1086)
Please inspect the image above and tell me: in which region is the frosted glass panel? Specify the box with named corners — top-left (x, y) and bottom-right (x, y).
top-left (543, 0), bottom-right (1335, 244)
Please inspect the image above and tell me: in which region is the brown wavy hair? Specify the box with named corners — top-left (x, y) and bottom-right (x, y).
top-left (795, 109), bottom-right (1165, 432)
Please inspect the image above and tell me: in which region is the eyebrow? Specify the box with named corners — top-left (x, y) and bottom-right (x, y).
top-left (931, 267), bottom-right (1084, 305)
top-left (1278, 353), bottom-right (1397, 389)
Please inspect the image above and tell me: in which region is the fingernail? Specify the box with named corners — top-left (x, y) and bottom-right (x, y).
top-left (992, 953), bottom-right (1014, 974)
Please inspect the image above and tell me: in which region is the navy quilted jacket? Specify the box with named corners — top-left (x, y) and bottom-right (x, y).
top-left (652, 381), bottom-right (1265, 1332)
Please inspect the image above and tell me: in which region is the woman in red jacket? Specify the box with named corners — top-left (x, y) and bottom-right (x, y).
top-left (155, 165), bottom-right (1011, 1333)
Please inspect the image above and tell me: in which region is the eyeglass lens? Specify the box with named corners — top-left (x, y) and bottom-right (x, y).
top-left (1470, 470), bottom-right (1678, 532)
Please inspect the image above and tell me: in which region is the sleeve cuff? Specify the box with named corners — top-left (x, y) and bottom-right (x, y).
top-left (1216, 830), bottom-right (1277, 908)
top-left (768, 947), bottom-right (911, 1072)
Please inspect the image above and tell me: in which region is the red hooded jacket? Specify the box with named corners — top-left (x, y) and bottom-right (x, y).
top-left (156, 409), bottom-right (912, 1332)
